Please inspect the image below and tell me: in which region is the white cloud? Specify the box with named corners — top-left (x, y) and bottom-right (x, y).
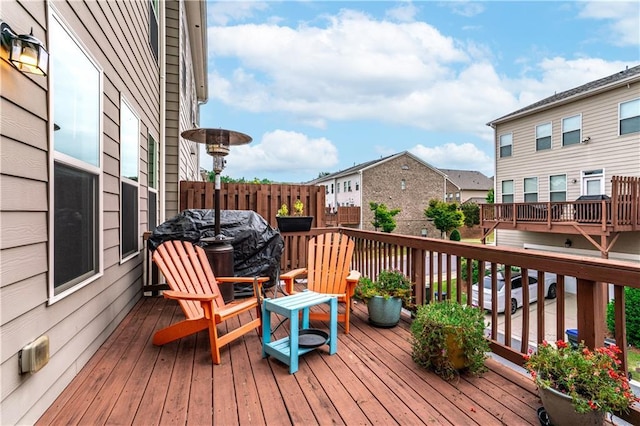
top-left (385, 2), bottom-right (419, 23)
top-left (444, 1), bottom-right (485, 18)
top-left (410, 143), bottom-right (494, 177)
top-left (221, 130), bottom-right (339, 181)
top-left (208, 1), bottom-right (269, 26)
top-left (578, 1), bottom-right (640, 47)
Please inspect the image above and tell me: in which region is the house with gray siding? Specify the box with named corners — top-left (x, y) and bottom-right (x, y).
top-left (485, 65), bottom-right (640, 263)
top-left (0, 1), bottom-right (206, 423)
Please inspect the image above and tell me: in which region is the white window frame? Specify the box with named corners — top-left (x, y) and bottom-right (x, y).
top-left (401, 179), bottom-right (406, 190)
top-left (619, 98), bottom-right (640, 135)
top-left (535, 122), bottom-right (552, 151)
top-left (581, 169), bottom-right (605, 196)
top-left (499, 133), bottom-right (512, 158)
top-left (549, 174), bottom-right (567, 202)
top-left (562, 114), bottom-right (582, 146)
top-left (524, 177), bottom-right (538, 202)
top-left (501, 180), bottom-right (514, 203)
top-left (120, 96), bottom-right (141, 262)
top-left (148, 133), bottom-right (159, 231)
top-left (48, 8), bottom-right (104, 304)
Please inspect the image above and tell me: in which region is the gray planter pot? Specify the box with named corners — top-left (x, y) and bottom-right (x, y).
top-left (367, 296), bottom-right (403, 327)
top-left (538, 386), bottom-right (605, 426)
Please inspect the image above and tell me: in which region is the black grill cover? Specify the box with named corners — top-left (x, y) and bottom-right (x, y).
top-left (148, 209), bottom-right (283, 292)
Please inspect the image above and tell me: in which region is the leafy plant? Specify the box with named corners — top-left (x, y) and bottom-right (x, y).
top-left (369, 202), bottom-right (400, 233)
top-left (354, 270), bottom-right (413, 305)
top-left (276, 204), bottom-right (289, 216)
top-left (410, 300), bottom-right (489, 381)
top-left (449, 229), bottom-right (461, 241)
top-left (486, 188), bottom-right (494, 204)
top-left (424, 199), bottom-right (464, 238)
top-left (524, 340), bottom-right (638, 414)
top-left (606, 286), bottom-right (640, 346)
top-left (277, 199), bottom-right (305, 217)
top-left (460, 202), bottom-right (480, 227)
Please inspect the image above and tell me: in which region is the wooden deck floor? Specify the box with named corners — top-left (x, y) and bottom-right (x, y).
top-left (37, 292), bottom-right (543, 425)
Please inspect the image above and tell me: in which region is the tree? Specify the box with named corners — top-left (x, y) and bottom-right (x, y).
top-left (369, 202), bottom-right (401, 233)
top-left (460, 202), bottom-right (480, 227)
top-left (486, 188), bottom-right (494, 204)
top-left (206, 173), bottom-right (273, 184)
top-left (424, 199), bottom-right (464, 238)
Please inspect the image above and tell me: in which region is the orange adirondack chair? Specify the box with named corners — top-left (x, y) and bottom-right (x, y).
top-left (152, 240), bottom-right (269, 364)
top-left (280, 232), bottom-right (360, 333)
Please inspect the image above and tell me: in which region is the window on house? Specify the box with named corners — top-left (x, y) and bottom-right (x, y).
top-left (536, 122), bottom-right (552, 151)
top-left (121, 99), bottom-right (140, 260)
top-left (455, 192), bottom-right (460, 201)
top-left (502, 180), bottom-right (514, 203)
top-left (336, 183), bottom-right (340, 193)
top-left (148, 134), bottom-right (158, 231)
top-left (348, 180), bottom-right (352, 191)
top-left (524, 177), bottom-right (538, 202)
top-left (355, 181), bottom-right (359, 190)
top-left (325, 186), bottom-right (329, 194)
top-left (550, 174), bottom-right (567, 202)
top-left (562, 115), bottom-right (581, 146)
top-left (51, 13), bottom-right (102, 299)
top-left (149, 0), bottom-right (159, 62)
top-left (620, 98), bottom-right (640, 135)
top-left (499, 133), bottom-right (512, 157)
top-left (331, 183), bottom-right (334, 194)
top-left (401, 179), bottom-right (406, 190)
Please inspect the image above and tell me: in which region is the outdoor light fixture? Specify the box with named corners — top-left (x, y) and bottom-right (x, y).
top-left (564, 239), bottom-right (572, 248)
top-left (181, 128), bottom-right (252, 237)
top-left (0, 20), bottom-right (49, 76)
top-left (181, 128), bottom-right (252, 303)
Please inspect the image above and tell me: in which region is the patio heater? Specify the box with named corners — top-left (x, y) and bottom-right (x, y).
top-left (181, 128), bottom-right (252, 302)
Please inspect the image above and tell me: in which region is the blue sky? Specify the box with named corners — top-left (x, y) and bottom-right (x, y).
top-left (199, 1), bottom-right (639, 182)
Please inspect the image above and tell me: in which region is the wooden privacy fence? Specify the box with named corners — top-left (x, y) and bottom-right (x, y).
top-left (180, 181), bottom-right (327, 228)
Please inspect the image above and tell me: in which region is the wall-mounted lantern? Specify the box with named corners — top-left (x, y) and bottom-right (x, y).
top-left (1, 20), bottom-right (49, 76)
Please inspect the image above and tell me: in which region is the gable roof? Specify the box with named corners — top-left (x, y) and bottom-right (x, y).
top-left (439, 169), bottom-right (493, 191)
top-left (488, 65), bottom-right (640, 126)
top-left (308, 151), bottom-right (446, 184)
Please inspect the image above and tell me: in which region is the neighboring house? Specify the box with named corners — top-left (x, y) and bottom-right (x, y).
top-left (311, 151), bottom-right (448, 236)
top-left (0, 1), bottom-right (206, 423)
top-left (439, 169), bottom-right (493, 204)
top-left (485, 65), bottom-right (640, 264)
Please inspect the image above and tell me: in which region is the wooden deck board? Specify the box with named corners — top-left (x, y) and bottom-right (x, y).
top-left (37, 295), bottom-right (542, 426)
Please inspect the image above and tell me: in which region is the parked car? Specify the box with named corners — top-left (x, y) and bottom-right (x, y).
top-left (471, 270), bottom-right (557, 314)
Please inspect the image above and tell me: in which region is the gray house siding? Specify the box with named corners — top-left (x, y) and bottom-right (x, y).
top-left (0, 0), bottom-right (165, 423)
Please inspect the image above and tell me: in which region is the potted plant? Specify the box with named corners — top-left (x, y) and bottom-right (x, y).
top-left (524, 340), bottom-right (638, 426)
top-left (410, 300), bottom-right (489, 381)
top-left (276, 199), bottom-right (313, 232)
top-left (354, 270), bottom-right (413, 327)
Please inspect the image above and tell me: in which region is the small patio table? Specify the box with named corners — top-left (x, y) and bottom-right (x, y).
top-left (262, 290), bottom-right (337, 374)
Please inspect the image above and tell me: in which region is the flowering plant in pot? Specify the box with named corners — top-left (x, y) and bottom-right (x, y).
top-left (524, 340), bottom-right (638, 425)
top-left (354, 270), bottom-right (413, 327)
top-left (276, 199), bottom-right (313, 232)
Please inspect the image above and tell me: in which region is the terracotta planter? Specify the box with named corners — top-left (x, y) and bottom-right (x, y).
top-left (445, 331), bottom-right (467, 370)
top-left (276, 216), bottom-right (313, 232)
top-left (367, 296), bottom-right (402, 327)
top-left (538, 386), bottom-right (605, 426)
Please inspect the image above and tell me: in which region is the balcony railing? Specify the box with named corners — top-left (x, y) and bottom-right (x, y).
top-left (277, 227), bottom-right (640, 422)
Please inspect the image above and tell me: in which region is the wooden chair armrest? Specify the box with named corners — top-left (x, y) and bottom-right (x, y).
top-left (163, 290), bottom-right (216, 302)
top-left (280, 268), bottom-right (308, 294)
top-left (346, 270), bottom-right (361, 282)
top-left (216, 276), bottom-right (270, 284)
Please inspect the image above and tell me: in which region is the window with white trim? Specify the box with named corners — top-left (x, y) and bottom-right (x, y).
top-left (121, 98), bottom-right (140, 260)
top-left (51, 12), bottom-right (102, 298)
top-left (550, 174), bottom-right (567, 202)
top-left (524, 177), bottom-right (538, 202)
top-left (148, 133), bottom-right (158, 231)
top-left (501, 180), bottom-right (514, 203)
top-left (401, 179), bottom-right (406, 190)
top-left (535, 122), bottom-right (551, 151)
top-left (499, 133), bottom-right (512, 157)
top-left (562, 115), bottom-right (581, 146)
top-left (620, 98), bottom-right (640, 135)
